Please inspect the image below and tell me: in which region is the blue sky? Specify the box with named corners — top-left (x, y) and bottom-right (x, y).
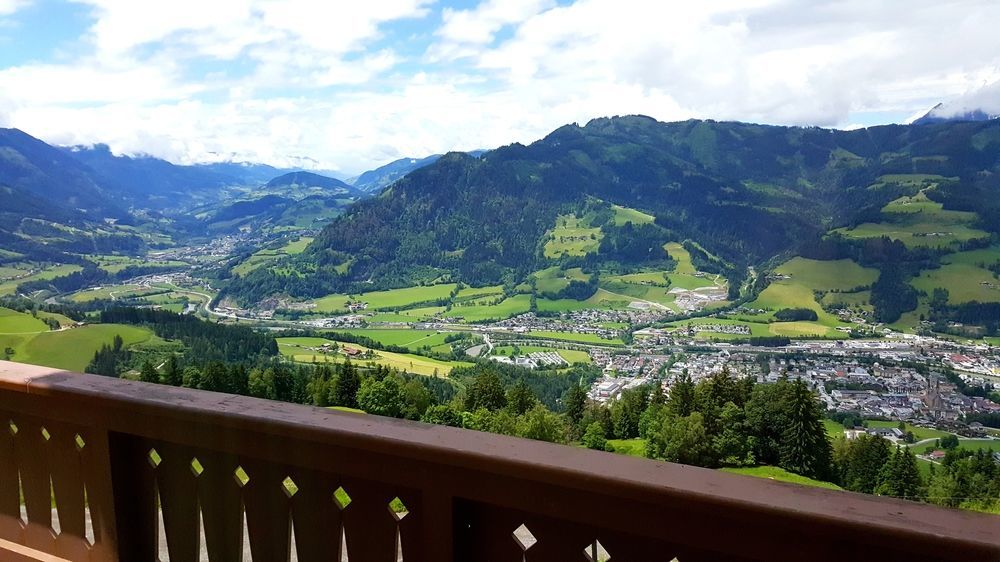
top-left (0, 0), bottom-right (998, 174)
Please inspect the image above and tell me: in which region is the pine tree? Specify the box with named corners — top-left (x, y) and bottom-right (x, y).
top-left (778, 380), bottom-right (832, 480)
top-left (896, 446), bottom-right (923, 500)
top-left (563, 383), bottom-right (587, 424)
top-left (667, 371), bottom-right (695, 417)
top-left (330, 360), bottom-right (360, 408)
top-left (139, 360), bottom-right (158, 384)
top-left (506, 381), bottom-right (537, 416)
top-left (465, 370), bottom-right (507, 412)
top-left (161, 355), bottom-right (182, 386)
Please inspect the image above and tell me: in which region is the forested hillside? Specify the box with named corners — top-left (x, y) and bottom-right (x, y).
top-left (225, 116), bottom-right (1000, 303)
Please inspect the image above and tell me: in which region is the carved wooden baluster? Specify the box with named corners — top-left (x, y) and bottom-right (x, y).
top-left (340, 478), bottom-right (400, 562)
top-left (520, 516), bottom-right (594, 562)
top-left (286, 466), bottom-right (342, 562)
top-left (0, 415), bottom-right (21, 542)
top-left (393, 489), bottom-right (422, 562)
top-left (12, 416), bottom-right (54, 552)
top-left (196, 449), bottom-right (244, 561)
top-left (154, 441), bottom-right (202, 562)
top-left (241, 458), bottom-right (292, 562)
top-left (108, 432), bottom-right (158, 561)
top-left (46, 421), bottom-right (89, 560)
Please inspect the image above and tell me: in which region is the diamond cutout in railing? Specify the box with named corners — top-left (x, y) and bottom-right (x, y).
top-left (8, 420), bottom-right (17, 435)
top-left (513, 523), bottom-right (537, 551)
top-left (281, 476), bottom-right (297, 498)
top-left (40, 427), bottom-right (51, 441)
top-left (584, 540), bottom-right (610, 562)
top-left (233, 466), bottom-right (250, 488)
top-left (147, 448), bottom-right (162, 468)
top-left (74, 434), bottom-right (86, 451)
top-left (333, 486), bottom-right (352, 510)
top-left (388, 497), bottom-right (408, 521)
top-left (190, 458), bottom-right (204, 477)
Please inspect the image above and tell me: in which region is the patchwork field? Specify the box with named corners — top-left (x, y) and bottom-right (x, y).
top-left (313, 283), bottom-right (458, 313)
top-left (834, 191), bottom-right (988, 249)
top-left (232, 236), bottom-right (314, 276)
top-left (277, 337), bottom-right (469, 376)
top-left (744, 257), bottom-right (874, 338)
top-left (328, 328), bottom-right (455, 351)
top-left (0, 264), bottom-right (83, 295)
top-left (525, 330), bottom-right (624, 346)
top-left (544, 215), bottom-right (602, 258)
top-left (90, 255), bottom-right (186, 274)
top-left (449, 294), bottom-right (533, 322)
top-left (534, 267), bottom-right (589, 293)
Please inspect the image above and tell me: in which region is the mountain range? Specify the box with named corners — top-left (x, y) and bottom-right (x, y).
top-left (220, 115), bottom-right (1000, 305)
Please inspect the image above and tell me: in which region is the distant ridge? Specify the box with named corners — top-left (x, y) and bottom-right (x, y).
top-left (350, 150), bottom-right (486, 193)
top-left (914, 102), bottom-right (1000, 125)
top-left (265, 171), bottom-right (364, 197)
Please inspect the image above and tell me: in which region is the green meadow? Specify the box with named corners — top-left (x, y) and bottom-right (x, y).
top-left (0, 264), bottom-right (83, 295)
top-left (0, 307), bottom-right (49, 334)
top-left (277, 337), bottom-right (468, 376)
top-left (835, 191), bottom-right (988, 249)
top-left (720, 466), bottom-right (843, 491)
top-left (544, 214), bottom-right (602, 258)
top-left (2, 324), bottom-right (154, 371)
top-left (910, 247), bottom-right (1000, 304)
top-left (313, 283), bottom-right (458, 313)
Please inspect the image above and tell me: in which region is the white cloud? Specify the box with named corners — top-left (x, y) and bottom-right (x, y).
top-left (430, 0), bottom-right (554, 60)
top-left (0, 0), bottom-right (29, 16)
top-left (4, 0), bottom-right (1000, 174)
top-left (921, 78), bottom-right (1000, 119)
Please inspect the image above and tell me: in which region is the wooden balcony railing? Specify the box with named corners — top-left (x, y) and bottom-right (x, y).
top-left (0, 360), bottom-right (998, 562)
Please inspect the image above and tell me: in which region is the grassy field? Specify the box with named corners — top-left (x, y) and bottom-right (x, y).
top-left (450, 294), bottom-right (533, 322)
top-left (774, 258), bottom-right (879, 292)
top-left (0, 264), bottom-right (83, 295)
top-left (746, 257), bottom-right (873, 338)
top-left (911, 248), bottom-right (1000, 304)
top-left (329, 328), bottom-right (454, 350)
top-left (835, 192), bottom-right (988, 249)
top-left (369, 306), bottom-right (446, 323)
top-left (2, 324), bottom-right (154, 371)
top-left (611, 205), bottom-right (655, 226)
top-left (313, 283), bottom-right (457, 313)
top-left (823, 419), bottom-right (845, 440)
top-left (69, 284), bottom-right (166, 303)
top-left (534, 266), bottom-right (589, 293)
top-left (232, 237), bottom-right (314, 276)
top-left (607, 438), bottom-right (646, 457)
top-left (664, 242), bottom-right (696, 274)
top-left (0, 307), bottom-right (49, 334)
top-left (860, 421), bottom-right (953, 442)
top-left (90, 255), bottom-right (186, 274)
top-left (955, 439), bottom-right (1000, 452)
top-left (544, 215), bottom-right (602, 258)
top-left (525, 330), bottom-right (624, 346)
top-left (454, 285), bottom-right (504, 302)
top-left (277, 337), bottom-right (468, 376)
top-left (720, 466), bottom-right (843, 491)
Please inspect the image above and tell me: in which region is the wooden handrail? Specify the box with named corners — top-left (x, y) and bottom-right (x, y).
top-left (0, 360), bottom-right (997, 561)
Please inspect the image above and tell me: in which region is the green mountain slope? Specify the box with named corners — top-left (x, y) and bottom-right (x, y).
top-left (224, 116), bottom-right (1000, 305)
